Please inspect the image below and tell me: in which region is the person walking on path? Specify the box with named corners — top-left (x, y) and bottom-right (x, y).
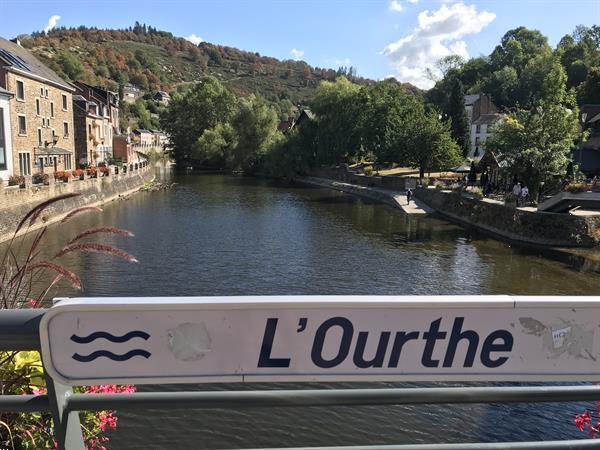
top-left (520, 185), bottom-right (529, 206)
top-left (512, 182), bottom-right (522, 207)
top-left (406, 188), bottom-right (413, 205)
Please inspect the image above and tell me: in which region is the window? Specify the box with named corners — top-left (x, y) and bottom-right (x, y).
top-left (475, 137), bottom-right (481, 146)
top-left (50, 102), bottom-right (54, 118)
top-left (88, 124), bottom-right (92, 136)
top-left (62, 94), bottom-right (68, 111)
top-left (40, 87), bottom-right (44, 97)
top-left (0, 108), bottom-right (6, 170)
top-left (37, 128), bottom-right (43, 146)
top-left (19, 152), bottom-right (31, 176)
top-left (63, 122), bottom-right (69, 138)
top-left (17, 115), bottom-right (26, 135)
top-left (51, 129), bottom-right (56, 142)
top-left (16, 80), bottom-right (24, 101)
top-left (64, 154), bottom-right (72, 170)
top-left (475, 124), bottom-right (481, 133)
top-left (45, 88), bottom-right (49, 98)
top-left (35, 98), bottom-right (41, 116)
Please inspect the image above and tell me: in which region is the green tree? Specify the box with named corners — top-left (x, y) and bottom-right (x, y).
top-left (58, 51), bottom-right (84, 81)
top-left (161, 77), bottom-right (237, 166)
top-left (447, 79), bottom-right (470, 156)
top-left (229, 95), bottom-right (279, 173)
top-left (486, 102), bottom-right (582, 198)
top-left (192, 123), bottom-right (237, 168)
top-left (406, 111), bottom-right (462, 179)
top-left (311, 77), bottom-right (362, 164)
top-left (359, 80), bottom-right (421, 164)
top-left (579, 67), bottom-right (600, 103)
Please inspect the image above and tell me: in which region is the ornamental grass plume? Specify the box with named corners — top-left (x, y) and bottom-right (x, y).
top-left (0, 194), bottom-right (138, 449)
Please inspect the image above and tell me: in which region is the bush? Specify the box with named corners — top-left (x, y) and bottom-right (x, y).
top-left (450, 183), bottom-right (462, 191)
top-left (32, 173), bottom-right (49, 185)
top-left (435, 181), bottom-right (445, 190)
top-left (565, 182), bottom-right (587, 193)
top-left (72, 169), bottom-right (84, 179)
top-left (86, 167), bottom-right (98, 178)
top-left (99, 166), bottom-right (110, 176)
top-left (363, 166), bottom-right (374, 176)
top-left (8, 175), bottom-right (25, 188)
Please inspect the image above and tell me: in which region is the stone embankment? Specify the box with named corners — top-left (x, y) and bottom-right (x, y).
top-left (300, 176), bottom-right (600, 248)
top-left (0, 165), bottom-right (154, 243)
top-left (414, 187), bottom-right (600, 248)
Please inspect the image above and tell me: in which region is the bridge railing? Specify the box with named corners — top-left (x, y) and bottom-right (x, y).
top-left (2, 309), bottom-right (600, 450)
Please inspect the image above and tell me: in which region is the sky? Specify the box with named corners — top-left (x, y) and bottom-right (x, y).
top-left (0, 0), bottom-right (598, 89)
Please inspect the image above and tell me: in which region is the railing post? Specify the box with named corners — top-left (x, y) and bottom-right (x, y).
top-left (45, 374), bottom-right (85, 450)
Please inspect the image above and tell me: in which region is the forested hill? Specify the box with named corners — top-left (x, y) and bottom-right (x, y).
top-left (17, 24), bottom-right (417, 114)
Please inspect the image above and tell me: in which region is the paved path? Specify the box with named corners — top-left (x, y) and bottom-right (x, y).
top-left (303, 177), bottom-right (433, 215)
top-left (391, 193), bottom-right (433, 215)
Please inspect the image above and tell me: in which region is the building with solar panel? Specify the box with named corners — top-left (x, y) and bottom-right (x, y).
top-left (0, 37), bottom-right (76, 177)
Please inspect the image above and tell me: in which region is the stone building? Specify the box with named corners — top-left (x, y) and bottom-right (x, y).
top-left (464, 94), bottom-right (502, 160)
top-left (0, 86), bottom-right (14, 180)
top-left (0, 37), bottom-right (75, 176)
top-left (72, 81), bottom-right (121, 166)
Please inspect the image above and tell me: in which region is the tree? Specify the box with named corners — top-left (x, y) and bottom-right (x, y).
top-left (311, 77), bottom-right (362, 164)
top-left (192, 123), bottom-right (236, 168)
top-left (229, 95), bottom-right (279, 173)
top-left (160, 77), bottom-right (237, 166)
top-left (486, 102), bottom-right (582, 198)
top-left (359, 80), bottom-right (421, 164)
top-left (447, 79), bottom-right (470, 156)
top-left (579, 67), bottom-right (600, 103)
top-left (405, 111), bottom-right (462, 179)
top-left (58, 51), bottom-right (84, 81)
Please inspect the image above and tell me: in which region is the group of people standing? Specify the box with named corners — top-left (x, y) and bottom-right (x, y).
top-left (512, 182), bottom-right (529, 207)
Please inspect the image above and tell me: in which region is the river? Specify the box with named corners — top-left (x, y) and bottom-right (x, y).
top-left (30, 173), bottom-right (600, 448)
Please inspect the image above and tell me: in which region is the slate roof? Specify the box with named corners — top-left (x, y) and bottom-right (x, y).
top-left (0, 37), bottom-right (74, 91)
top-left (464, 94), bottom-right (480, 106)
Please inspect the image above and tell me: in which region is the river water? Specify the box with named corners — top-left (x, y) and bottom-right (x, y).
top-left (31, 173), bottom-right (600, 448)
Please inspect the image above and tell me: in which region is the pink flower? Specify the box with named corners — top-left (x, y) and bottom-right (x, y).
top-left (575, 411), bottom-right (592, 431)
top-left (32, 386), bottom-right (47, 395)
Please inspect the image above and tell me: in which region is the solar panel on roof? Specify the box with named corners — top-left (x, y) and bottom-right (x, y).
top-left (0, 49), bottom-right (32, 72)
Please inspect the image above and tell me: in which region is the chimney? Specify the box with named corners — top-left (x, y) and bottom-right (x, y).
top-left (10, 38), bottom-right (21, 47)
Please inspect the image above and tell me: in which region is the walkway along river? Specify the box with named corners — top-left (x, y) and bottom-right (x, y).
top-left (30, 173), bottom-right (600, 448)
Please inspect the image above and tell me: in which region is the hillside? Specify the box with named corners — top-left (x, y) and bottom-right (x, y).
top-left (16, 24), bottom-right (421, 121)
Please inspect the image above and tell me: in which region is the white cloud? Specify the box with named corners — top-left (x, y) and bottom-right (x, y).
top-left (290, 48), bottom-right (304, 60)
top-left (382, 2), bottom-right (495, 89)
top-left (389, 0), bottom-right (419, 12)
top-left (43, 15), bottom-right (60, 34)
top-left (185, 34), bottom-right (203, 45)
top-left (389, 1), bottom-right (403, 12)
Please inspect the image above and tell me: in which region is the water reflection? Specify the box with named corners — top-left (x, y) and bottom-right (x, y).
top-left (8, 173), bottom-right (600, 448)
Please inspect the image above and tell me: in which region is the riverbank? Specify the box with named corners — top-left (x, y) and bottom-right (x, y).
top-left (298, 176), bottom-right (432, 215)
top-left (0, 165), bottom-right (154, 243)
top-left (298, 176), bottom-right (600, 248)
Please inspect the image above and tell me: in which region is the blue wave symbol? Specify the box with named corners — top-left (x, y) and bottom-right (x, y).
top-left (70, 330), bottom-right (150, 344)
top-left (72, 349), bottom-right (151, 362)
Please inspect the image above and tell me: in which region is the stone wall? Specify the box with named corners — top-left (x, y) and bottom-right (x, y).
top-left (0, 165), bottom-right (153, 243)
top-left (414, 187), bottom-right (600, 247)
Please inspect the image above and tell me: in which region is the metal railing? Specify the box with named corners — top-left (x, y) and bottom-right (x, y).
top-left (2, 309), bottom-right (600, 450)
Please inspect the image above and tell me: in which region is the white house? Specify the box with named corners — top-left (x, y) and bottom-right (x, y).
top-left (464, 94), bottom-right (502, 160)
top-left (0, 86), bottom-right (14, 181)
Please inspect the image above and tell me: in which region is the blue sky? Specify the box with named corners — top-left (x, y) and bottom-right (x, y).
top-left (0, 0), bottom-right (598, 88)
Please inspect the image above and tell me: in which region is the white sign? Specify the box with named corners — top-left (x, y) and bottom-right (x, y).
top-left (39, 296), bottom-right (600, 385)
